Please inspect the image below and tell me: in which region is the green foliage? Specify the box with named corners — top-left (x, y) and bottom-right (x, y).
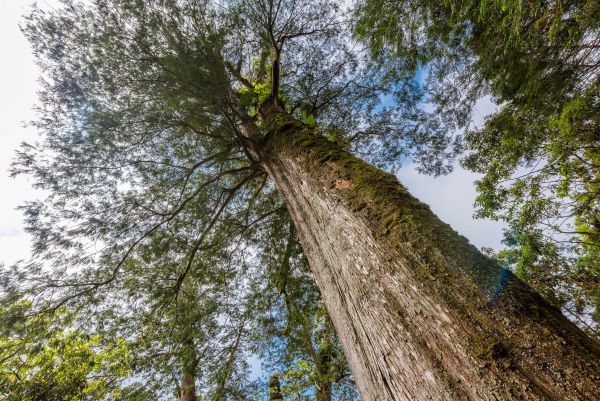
top-left (0, 300), bottom-right (130, 401)
top-left (300, 111), bottom-right (316, 128)
top-left (240, 82), bottom-right (273, 110)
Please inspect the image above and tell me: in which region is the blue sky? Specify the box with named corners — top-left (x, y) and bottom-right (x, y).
top-left (0, 0), bottom-right (505, 268)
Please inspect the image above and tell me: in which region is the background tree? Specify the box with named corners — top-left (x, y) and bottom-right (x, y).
top-left (79, 215), bottom-right (261, 400)
top-left (268, 375), bottom-right (284, 400)
top-left (354, 0), bottom-right (600, 336)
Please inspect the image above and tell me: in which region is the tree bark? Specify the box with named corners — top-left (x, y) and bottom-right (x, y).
top-left (180, 372), bottom-right (197, 401)
top-left (256, 102), bottom-right (600, 401)
top-left (316, 327), bottom-right (333, 401)
top-left (316, 382), bottom-right (332, 401)
top-left (179, 338), bottom-right (198, 401)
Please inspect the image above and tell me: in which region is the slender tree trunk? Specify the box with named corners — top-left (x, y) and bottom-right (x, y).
top-left (256, 102), bottom-right (600, 401)
top-left (316, 327), bottom-right (333, 401)
top-left (269, 374), bottom-right (284, 401)
top-left (180, 371), bottom-right (197, 401)
top-left (316, 382), bottom-right (332, 401)
top-left (179, 338), bottom-right (198, 401)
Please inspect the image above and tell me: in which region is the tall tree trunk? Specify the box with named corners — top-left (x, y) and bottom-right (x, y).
top-left (256, 102), bottom-right (600, 401)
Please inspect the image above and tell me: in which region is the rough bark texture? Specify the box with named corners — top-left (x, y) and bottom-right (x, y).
top-left (257, 103), bottom-right (600, 401)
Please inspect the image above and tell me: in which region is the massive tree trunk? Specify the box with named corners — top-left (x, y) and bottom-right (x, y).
top-left (256, 102), bottom-right (600, 401)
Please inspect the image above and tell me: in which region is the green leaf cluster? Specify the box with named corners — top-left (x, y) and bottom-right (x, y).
top-left (0, 301), bottom-right (130, 401)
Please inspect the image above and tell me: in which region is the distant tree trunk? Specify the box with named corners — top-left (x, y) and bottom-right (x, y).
top-left (315, 328), bottom-right (333, 401)
top-left (316, 381), bottom-right (332, 401)
top-left (179, 339), bottom-right (198, 401)
top-left (269, 374), bottom-right (284, 401)
top-left (257, 101), bottom-right (600, 401)
top-left (180, 372), bottom-right (197, 401)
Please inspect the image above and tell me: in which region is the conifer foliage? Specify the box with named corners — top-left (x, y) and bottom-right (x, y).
top-left (3, 0), bottom-right (599, 399)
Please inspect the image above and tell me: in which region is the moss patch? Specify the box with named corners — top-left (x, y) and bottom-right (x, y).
top-left (471, 332), bottom-right (509, 361)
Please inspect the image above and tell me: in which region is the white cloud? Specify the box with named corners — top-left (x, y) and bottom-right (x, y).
top-left (395, 94), bottom-right (504, 251)
top-left (471, 95), bottom-right (498, 128)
